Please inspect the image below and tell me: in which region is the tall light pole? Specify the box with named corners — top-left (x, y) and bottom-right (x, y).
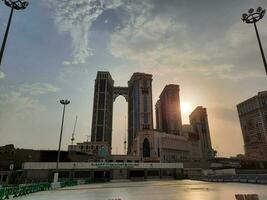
top-left (0, 0), bottom-right (29, 66)
top-left (54, 99), bottom-right (70, 183)
top-left (242, 7), bottom-right (267, 75)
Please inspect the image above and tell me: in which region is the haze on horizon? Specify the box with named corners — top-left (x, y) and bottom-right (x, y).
top-left (0, 0), bottom-right (267, 157)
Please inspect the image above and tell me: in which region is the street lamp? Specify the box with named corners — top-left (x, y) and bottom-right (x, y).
top-left (0, 0), bottom-right (29, 66)
top-left (54, 99), bottom-right (70, 183)
top-left (242, 7), bottom-right (267, 75)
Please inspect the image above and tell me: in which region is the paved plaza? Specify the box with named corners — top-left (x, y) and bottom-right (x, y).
top-left (16, 180), bottom-right (267, 200)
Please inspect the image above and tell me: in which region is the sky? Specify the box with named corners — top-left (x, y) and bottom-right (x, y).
top-left (0, 0), bottom-right (267, 157)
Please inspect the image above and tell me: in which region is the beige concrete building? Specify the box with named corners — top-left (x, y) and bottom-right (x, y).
top-left (132, 130), bottom-right (190, 163)
top-left (182, 125), bottom-right (203, 161)
top-left (128, 73), bottom-right (154, 154)
top-left (68, 141), bottom-right (110, 157)
top-left (237, 91), bottom-right (267, 161)
top-left (189, 106), bottom-right (214, 159)
top-left (155, 100), bottom-right (163, 130)
top-left (107, 155), bottom-right (141, 163)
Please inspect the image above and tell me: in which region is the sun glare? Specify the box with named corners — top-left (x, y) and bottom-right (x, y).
top-left (181, 102), bottom-right (192, 115)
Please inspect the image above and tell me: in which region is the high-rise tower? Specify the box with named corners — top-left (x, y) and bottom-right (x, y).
top-left (128, 73), bottom-right (153, 153)
top-left (91, 72), bottom-right (114, 147)
top-left (237, 91), bottom-right (267, 160)
top-left (156, 84), bottom-right (182, 135)
top-left (189, 106), bottom-right (214, 159)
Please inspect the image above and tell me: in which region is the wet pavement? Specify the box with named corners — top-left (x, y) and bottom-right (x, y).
top-left (17, 180), bottom-right (267, 200)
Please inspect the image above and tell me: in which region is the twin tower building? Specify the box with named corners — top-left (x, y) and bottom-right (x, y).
top-left (91, 71), bottom-right (214, 161)
top-left (91, 72), bottom-right (154, 154)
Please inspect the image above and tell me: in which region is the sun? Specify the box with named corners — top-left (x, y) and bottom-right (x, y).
top-left (181, 102), bottom-right (192, 115)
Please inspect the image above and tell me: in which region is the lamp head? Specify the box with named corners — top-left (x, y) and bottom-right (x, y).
top-left (257, 7), bottom-right (263, 13)
top-left (242, 7), bottom-right (265, 24)
top-left (248, 8), bottom-right (254, 14)
top-left (242, 13), bottom-right (248, 20)
top-left (60, 99), bottom-right (70, 105)
top-left (3, 0), bottom-right (29, 10)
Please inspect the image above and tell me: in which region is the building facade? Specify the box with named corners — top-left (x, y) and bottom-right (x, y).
top-left (155, 100), bottom-right (162, 130)
top-left (68, 141), bottom-right (110, 157)
top-left (182, 125), bottom-right (203, 161)
top-left (90, 72), bottom-right (153, 155)
top-left (128, 73), bottom-right (154, 154)
top-left (132, 130), bottom-right (190, 163)
top-left (189, 106), bottom-right (214, 159)
top-left (155, 85), bottom-right (182, 135)
top-left (237, 91), bottom-right (267, 161)
top-left (91, 72), bottom-right (114, 147)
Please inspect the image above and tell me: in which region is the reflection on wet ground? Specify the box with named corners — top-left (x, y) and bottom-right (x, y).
top-left (17, 180), bottom-right (267, 200)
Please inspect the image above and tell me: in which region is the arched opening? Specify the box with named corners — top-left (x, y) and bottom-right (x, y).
top-left (112, 95), bottom-right (127, 155)
top-left (143, 138), bottom-right (150, 157)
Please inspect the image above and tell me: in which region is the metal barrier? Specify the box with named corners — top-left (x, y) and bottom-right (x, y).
top-left (0, 183), bottom-right (50, 200)
top-left (0, 179), bottom-right (95, 200)
top-left (190, 175), bottom-right (267, 185)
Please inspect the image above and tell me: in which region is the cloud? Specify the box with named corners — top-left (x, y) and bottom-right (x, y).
top-left (43, 0), bottom-right (267, 79)
top-left (0, 83), bottom-right (60, 115)
top-left (108, 1), bottom-right (215, 75)
top-left (0, 71), bottom-right (5, 79)
top-left (19, 83), bottom-right (60, 96)
top-left (45, 0), bottom-right (123, 65)
top-left (0, 91), bottom-right (45, 115)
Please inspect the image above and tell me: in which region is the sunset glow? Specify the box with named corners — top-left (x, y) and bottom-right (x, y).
top-left (181, 102), bottom-right (192, 115)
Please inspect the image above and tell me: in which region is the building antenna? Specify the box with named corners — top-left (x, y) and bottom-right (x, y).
top-left (124, 115), bottom-right (127, 155)
top-left (71, 116), bottom-right (78, 145)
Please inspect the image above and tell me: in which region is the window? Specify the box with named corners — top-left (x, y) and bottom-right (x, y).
top-left (257, 133), bottom-right (262, 140)
top-left (143, 138), bottom-right (150, 157)
top-left (143, 124), bottom-right (150, 129)
top-left (99, 79), bottom-right (106, 92)
top-left (97, 110), bottom-right (104, 124)
top-left (59, 171), bottom-right (70, 178)
top-left (2, 175), bottom-right (7, 182)
top-left (142, 88), bottom-right (149, 95)
top-left (98, 93), bottom-right (105, 109)
top-left (96, 126), bottom-right (103, 141)
top-left (247, 119), bottom-right (254, 131)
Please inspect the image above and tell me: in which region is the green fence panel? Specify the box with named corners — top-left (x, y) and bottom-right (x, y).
top-left (1, 178), bottom-right (102, 198)
top-left (0, 189), bottom-right (4, 200)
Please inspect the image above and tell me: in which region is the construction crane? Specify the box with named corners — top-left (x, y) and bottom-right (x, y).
top-left (71, 116), bottom-right (78, 145)
top-left (124, 116), bottom-right (127, 155)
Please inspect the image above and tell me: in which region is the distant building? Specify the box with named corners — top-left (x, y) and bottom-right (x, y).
top-left (132, 130), bottom-right (190, 163)
top-left (155, 100), bottom-right (162, 130)
top-left (0, 144), bottom-right (91, 185)
top-left (106, 155), bottom-right (141, 163)
top-left (68, 141), bottom-right (110, 158)
top-left (237, 91), bottom-right (267, 161)
top-left (128, 73), bottom-right (154, 154)
top-left (155, 85), bottom-right (182, 135)
top-left (182, 125), bottom-right (202, 161)
top-left (89, 72), bottom-right (215, 162)
top-left (189, 106), bottom-right (214, 159)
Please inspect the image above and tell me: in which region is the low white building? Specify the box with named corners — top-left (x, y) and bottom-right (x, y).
top-left (68, 141), bottom-right (110, 157)
top-left (132, 130), bottom-right (190, 162)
